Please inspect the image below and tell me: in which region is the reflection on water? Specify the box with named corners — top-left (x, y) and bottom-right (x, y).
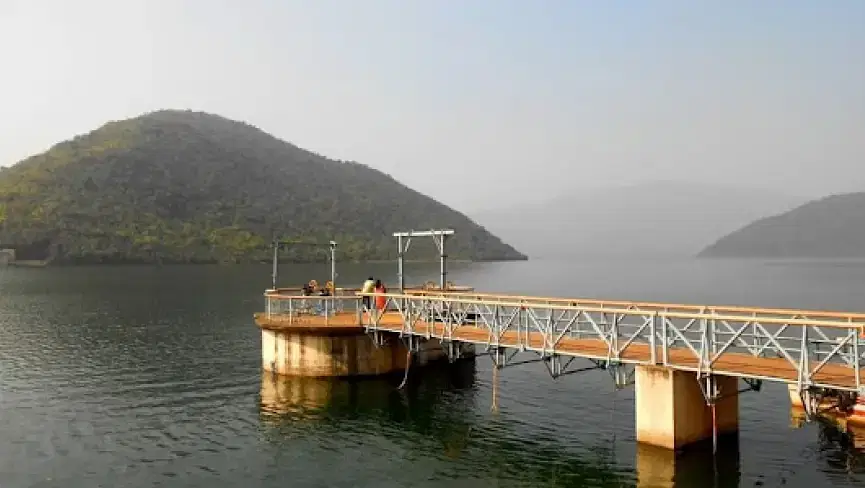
top-left (257, 361), bottom-right (746, 487)
top-left (259, 360), bottom-right (480, 462)
top-left (790, 409), bottom-right (865, 477)
top-left (258, 361), bottom-right (639, 487)
top-left (259, 360), bottom-right (478, 425)
top-left (635, 440), bottom-right (740, 488)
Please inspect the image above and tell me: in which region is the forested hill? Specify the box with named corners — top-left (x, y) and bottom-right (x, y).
top-left (0, 110), bottom-right (526, 264)
top-left (698, 192), bottom-right (865, 258)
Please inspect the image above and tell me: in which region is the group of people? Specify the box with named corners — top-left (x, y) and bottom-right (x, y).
top-left (295, 279), bottom-right (337, 315)
top-left (360, 276), bottom-right (387, 311)
top-left (301, 279), bottom-right (334, 296)
top-left (294, 277), bottom-right (387, 314)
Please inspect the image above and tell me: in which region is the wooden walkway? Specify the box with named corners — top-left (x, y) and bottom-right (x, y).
top-left (259, 290), bottom-right (865, 392)
top-left (367, 315), bottom-right (864, 389)
top-left (254, 311), bottom-right (401, 335)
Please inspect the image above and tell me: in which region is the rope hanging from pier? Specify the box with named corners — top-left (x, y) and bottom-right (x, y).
top-left (397, 348), bottom-right (412, 390)
top-left (610, 385), bottom-right (616, 445)
top-left (491, 363), bottom-right (499, 413)
top-left (712, 402), bottom-right (718, 454)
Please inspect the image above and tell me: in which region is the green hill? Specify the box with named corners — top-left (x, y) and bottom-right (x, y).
top-left (0, 110), bottom-right (526, 264)
top-left (698, 192), bottom-right (865, 258)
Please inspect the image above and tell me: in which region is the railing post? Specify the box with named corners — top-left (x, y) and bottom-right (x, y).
top-left (752, 313), bottom-right (759, 356)
top-left (493, 304), bottom-right (499, 348)
top-left (798, 326), bottom-right (810, 389)
top-left (710, 318), bottom-right (717, 358)
top-left (854, 326), bottom-right (861, 390)
top-left (650, 312), bottom-right (657, 364)
top-left (661, 314), bottom-right (668, 365)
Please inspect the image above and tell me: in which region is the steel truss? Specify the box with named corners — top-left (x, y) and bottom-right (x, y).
top-left (483, 344), bottom-right (637, 387)
top-left (360, 291), bottom-right (865, 415)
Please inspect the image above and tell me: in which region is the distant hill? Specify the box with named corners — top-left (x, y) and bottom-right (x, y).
top-left (699, 192), bottom-right (865, 258)
top-left (0, 110), bottom-right (525, 264)
top-left (472, 181), bottom-right (806, 259)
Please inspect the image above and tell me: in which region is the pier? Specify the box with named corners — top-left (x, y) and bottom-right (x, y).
top-left (256, 230), bottom-right (474, 378)
top-left (254, 228), bottom-right (865, 452)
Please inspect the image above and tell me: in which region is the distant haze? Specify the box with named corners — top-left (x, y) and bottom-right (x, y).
top-left (0, 1), bottom-right (863, 216)
top-left (472, 181), bottom-right (807, 259)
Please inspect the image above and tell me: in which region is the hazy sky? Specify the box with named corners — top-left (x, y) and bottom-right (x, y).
top-left (1, 1), bottom-right (863, 212)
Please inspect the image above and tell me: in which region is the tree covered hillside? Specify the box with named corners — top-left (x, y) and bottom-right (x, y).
top-left (0, 110), bottom-right (525, 264)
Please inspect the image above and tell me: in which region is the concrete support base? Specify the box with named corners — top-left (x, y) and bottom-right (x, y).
top-left (261, 329), bottom-right (475, 377)
top-left (635, 365), bottom-right (739, 450)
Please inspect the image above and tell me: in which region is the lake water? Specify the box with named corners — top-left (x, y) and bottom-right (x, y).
top-left (2, 258), bottom-right (865, 487)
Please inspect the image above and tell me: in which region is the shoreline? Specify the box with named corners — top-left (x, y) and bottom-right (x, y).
top-left (3, 256), bottom-right (528, 268)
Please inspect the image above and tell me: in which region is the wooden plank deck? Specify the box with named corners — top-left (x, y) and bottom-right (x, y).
top-left (368, 315), bottom-right (864, 389)
top-left (255, 310), bottom-right (863, 389)
top-left (254, 311), bottom-right (402, 335)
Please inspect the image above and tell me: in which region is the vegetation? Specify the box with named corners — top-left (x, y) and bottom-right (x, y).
top-left (0, 110), bottom-right (526, 264)
top-left (698, 192), bottom-right (865, 258)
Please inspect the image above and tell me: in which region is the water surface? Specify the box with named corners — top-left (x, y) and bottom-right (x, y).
top-left (2, 258), bottom-right (865, 487)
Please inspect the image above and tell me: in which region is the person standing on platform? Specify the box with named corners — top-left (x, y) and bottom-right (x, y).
top-left (374, 279), bottom-right (387, 314)
top-left (361, 276), bottom-right (375, 310)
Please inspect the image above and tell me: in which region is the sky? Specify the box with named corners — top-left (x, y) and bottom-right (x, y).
top-left (0, 0), bottom-right (863, 213)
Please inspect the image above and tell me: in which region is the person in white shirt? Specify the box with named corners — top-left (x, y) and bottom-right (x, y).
top-left (361, 277), bottom-right (375, 310)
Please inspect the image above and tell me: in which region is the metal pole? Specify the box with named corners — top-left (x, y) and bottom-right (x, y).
top-left (271, 240), bottom-right (278, 290)
top-left (440, 233), bottom-right (447, 291)
top-left (329, 241), bottom-right (337, 289)
top-left (854, 327), bottom-right (861, 390)
top-left (398, 234), bottom-right (405, 293)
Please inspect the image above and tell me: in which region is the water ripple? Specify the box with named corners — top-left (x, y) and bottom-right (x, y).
top-left (3, 264), bottom-right (865, 486)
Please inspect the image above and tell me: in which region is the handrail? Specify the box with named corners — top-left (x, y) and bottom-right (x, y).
top-left (403, 290), bottom-right (865, 321)
top-left (265, 293), bottom-right (361, 300)
top-left (355, 291), bottom-right (865, 330)
top-left (353, 289), bottom-right (865, 395)
top-left (261, 291), bottom-right (865, 329)
top-left (270, 287), bottom-right (363, 292)
top-left (269, 285), bottom-right (474, 294)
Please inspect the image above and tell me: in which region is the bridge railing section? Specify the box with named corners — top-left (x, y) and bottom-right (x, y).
top-left (406, 290), bottom-right (865, 325)
top-left (264, 291), bottom-right (363, 325)
top-left (360, 291), bottom-right (865, 392)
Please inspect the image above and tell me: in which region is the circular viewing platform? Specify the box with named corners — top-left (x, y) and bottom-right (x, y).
top-left (256, 285), bottom-right (474, 378)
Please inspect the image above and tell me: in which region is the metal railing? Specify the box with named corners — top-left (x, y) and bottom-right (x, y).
top-left (406, 289), bottom-right (865, 324)
top-left (359, 291), bottom-right (865, 394)
top-left (264, 291), bottom-right (363, 326)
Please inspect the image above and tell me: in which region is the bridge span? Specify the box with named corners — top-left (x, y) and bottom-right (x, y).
top-left (256, 228), bottom-right (865, 452)
top-left (356, 289), bottom-right (865, 450)
top-left (259, 286), bottom-right (865, 451)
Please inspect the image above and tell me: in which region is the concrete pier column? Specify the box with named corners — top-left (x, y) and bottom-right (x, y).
top-left (635, 365), bottom-right (739, 450)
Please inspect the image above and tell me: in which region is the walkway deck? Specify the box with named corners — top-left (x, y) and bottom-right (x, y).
top-left (362, 291), bottom-right (865, 393)
top-left (254, 311), bottom-right (401, 335)
top-left (260, 290), bottom-right (865, 393)
top-left (370, 315), bottom-right (863, 389)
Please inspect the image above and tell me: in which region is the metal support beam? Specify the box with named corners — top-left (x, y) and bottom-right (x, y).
top-left (397, 234), bottom-right (407, 293)
top-left (269, 238), bottom-right (338, 290)
top-left (271, 240), bottom-right (279, 290)
top-left (392, 229), bottom-right (454, 291)
top-left (329, 240), bottom-right (337, 289)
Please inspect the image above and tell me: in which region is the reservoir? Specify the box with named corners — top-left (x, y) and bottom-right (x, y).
top-left (2, 258), bottom-right (865, 487)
